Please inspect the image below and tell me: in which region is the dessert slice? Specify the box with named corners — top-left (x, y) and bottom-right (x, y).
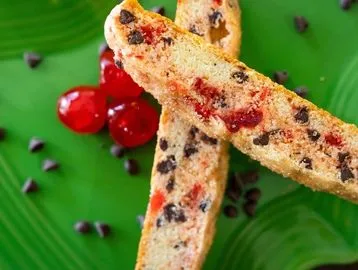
top-left (105, 0), bottom-right (358, 203)
top-left (135, 1), bottom-right (240, 269)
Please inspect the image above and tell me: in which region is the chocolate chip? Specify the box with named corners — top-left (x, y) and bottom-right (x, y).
top-left (199, 199), bottom-right (211, 213)
top-left (294, 16), bottom-right (309, 33)
top-left (189, 126), bottom-right (199, 139)
top-left (184, 143), bottom-right (198, 158)
top-left (253, 133), bottom-right (270, 146)
top-left (200, 134), bottom-right (218, 145)
top-left (151, 6), bottom-right (165, 16)
top-left (232, 71), bottom-right (249, 84)
top-left (340, 0), bottom-right (353, 10)
top-left (156, 217), bottom-right (164, 228)
top-left (166, 177), bottom-right (175, 193)
top-left (338, 152), bottom-right (350, 163)
top-left (99, 42), bottom-right (110, 55)
top-left (245, 188), bottom-right (262, 202)
top-left (159, 138), bottom-right (168, 151)
top-left (273, 71), bottom-right (288, 85)
top-left (124, 159), bottom-right (139, 175)
top-left (209, 10), bottom-right (223, 27)
top-left (173, 241), bottom-right (187, 249)
top-left (294, 107), bottom-right (309, 124)
top-left (110, 144), bottom-right (125, 158)
top-left (157, 155), bottom-right (176, 174)
top-left (94, 222), bottom-right (111, 238)
top-left (223, 205), bottom-right (238, 218)
top-left (28, 137), bottom-right (45, 153)
top-left (24, 52), bottom-right (42, 69)
top-left (243, 201), bottom-right (257, 217)
top-left (128, 30), bottom-right (144, 45)
top-left (115, 59), bottom-right (123, 69)
top-left (294, 86), bottom-right (308, 98)
top-left (162, 37), bottom-right (174, 46)
top-left (214, 95), bottom-right (227, 108)
top-left (300, 157), bottom-right (313, 169)
top-left (119, 10), bottom-right (135, 24)
top-left (241, 170), bottom-right (260, 185)
top-left (226, 174), bottom-right (242, 202)
top-left (189, 25), bottom-right (203, 36)
top-left (163, 204), bottom-right (186, 223)
top-left (340, 165), bottom-right (354, 182)
top-left (74, 221), bottom-right (91, 234)
top-left (136, 215), bottom-right (145, 229)
top-left (42, 159), bottom-right (59, 172)
top-left (307, 129), bottom-right (321, 141)
top-left (0, 128), bottom-right (6, 141)
top-left (22, 178), bottom-right (38, 193)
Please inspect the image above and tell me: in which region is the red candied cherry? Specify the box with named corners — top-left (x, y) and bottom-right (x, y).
top-left (100, 49), bottom-right (143, 99)
top-left (108, 98), bottom-right (159, 148)
top-left (57, 86), bottom-right (107, 134)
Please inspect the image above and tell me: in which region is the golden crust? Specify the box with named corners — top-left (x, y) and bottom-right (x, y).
top-left (135, 0), bottom-right (241, 269)
top-left (105, 0), bottom-right (358, 204)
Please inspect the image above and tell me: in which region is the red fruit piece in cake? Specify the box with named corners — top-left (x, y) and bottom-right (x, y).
top-left (57, 86), bottom-right (107, 134)
top-left (108, 98), bottom-right (159, 148)
top-left (99, 49), bottom-right (143, 99)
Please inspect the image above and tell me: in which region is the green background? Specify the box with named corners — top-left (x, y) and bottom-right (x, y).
top-left (0, 0), bottom-right (358, 269)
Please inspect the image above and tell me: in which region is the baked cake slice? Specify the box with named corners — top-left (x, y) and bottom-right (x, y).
top-left (105, 0), bottom-right (358, 201)
top-left (135, 0), bottom-right (240, 269)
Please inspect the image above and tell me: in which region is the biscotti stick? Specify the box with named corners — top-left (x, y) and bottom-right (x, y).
top-left (105, 0), bottom-right (358, 203)
top-left (135, 0), bottom-right (240, 269)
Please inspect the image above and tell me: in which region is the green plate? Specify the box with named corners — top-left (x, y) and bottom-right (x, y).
top-left (1, 0), bottom-right (358, 269)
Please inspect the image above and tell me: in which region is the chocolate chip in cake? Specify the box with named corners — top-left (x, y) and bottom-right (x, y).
top-left (24, 52), bottom-right (42, 69)
top-left (253, 133), bottom-right (270, 146)
top-left (22, 178), bottom-right (38, 193)
top-left (209, 10), bottom-right (223, 27)
top-left (338, 152), bottom-right (350, 163)
top-left (273, 71), bottom-right (288, 85)
top-left (243, 201), bottom-right (257, 217)
top-left (42, 159), bottom-right (59, 172)
top-left (307, 129), bottom-right (321, 141)
top-left (223, 205), bottom-right (238, 218)
top-left (156, 217), bottom-right (164, 228)
top-left (294, 16), bottom-right (309, 33)
top-left (157, 155), bottom-right (177, 174)
top-left (128, 30), bottom-right (144, 45)
top-left (340, 0), bottom-right (353, 10)
top-left (200, 134), bottom-right (218, 145)
top-left (119, 10), bottom-right (135, 24)
top-left (245, 188), bottom-right (262, 202)
top-left (184, 143), bottom-right (198, 158)
top-left (189, 25), bottom-right (203, 36)
top-left (74, 221), bottom-right (91, 234)
top-left (340, 165), bottom-right (354, 182)
top-left (115, 59), bottom-right (123, 69)
top-left (294, 107), bottom-right (309, 124)
top-left (29, 137), bottom-right (45, 153)
top-left (151, 6), bottom-right (165, 16)
top-left (166, 177), bottom-right (175, 193)
top-left (0, 127), bottom-right (6, 141)
top-left (293, 86), bottom-right (308, 98)
top-left (189, 126), bottom-right (199, 139)
top-left (173, 241), bottom-right (187, 249)
top-left (159, 138), bottom-right (168, 151)
top-left (163, 203), bottom-right (186, 223)
top-left (99, 41), bottom-right (110, 55)
top-left (232, 71), bottom-right (249, 84)
top-left (136, 215), bottom-right (145, 229)
top-left (162, 37), bottom-right (174, 46)
top-left (300, 157), bottom-right (313, 169)
top-left (110, 144), bottom-right (126, 158)
top-left (199, 199), bottom-right (211, 213)
top-left (94, 222), bottom-right (111, 238)
top-left (124, 159), bottom-right (139, 175)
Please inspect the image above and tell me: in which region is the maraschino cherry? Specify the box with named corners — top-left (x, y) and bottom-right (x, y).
top-left (108, 98), bottom-right (159, 148)
top-left (100, 50), bottom-right (143, 99)
top-left (57, 86), bottom-right (107, 134)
